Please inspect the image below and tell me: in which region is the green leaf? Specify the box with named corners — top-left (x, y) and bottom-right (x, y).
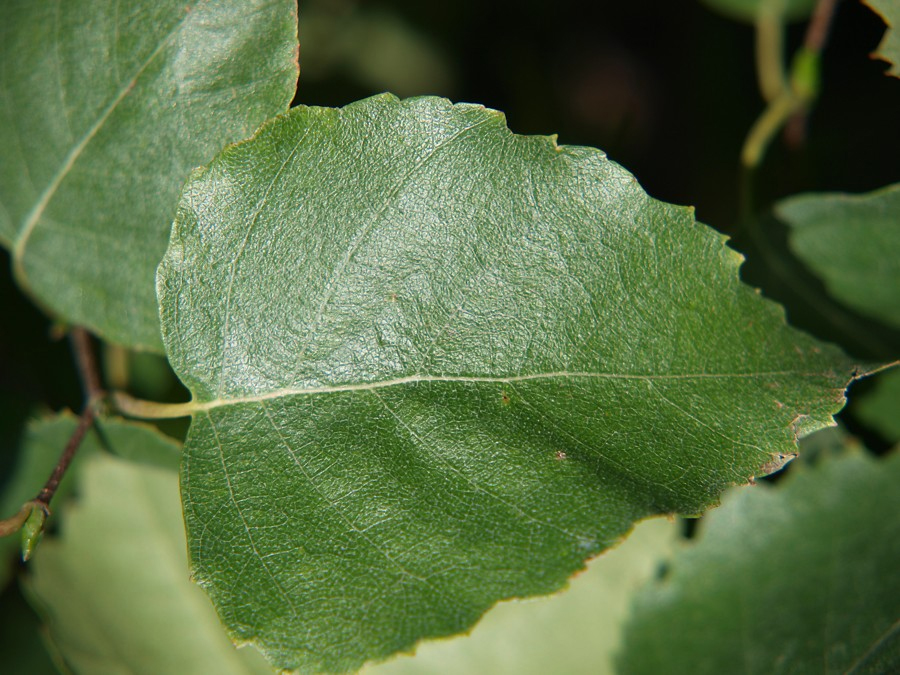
top-left (365, 517), bottom-right (679, 675)
top-left (158, 94), bottom-right (859, 673)
top-left (864, 0), bottom-right (900, 77)
top-left (0, 0), bottom-right (298, 350)
top-left (617, 445), bottom-right (900, 675)
top-left (778, 183), bottom-right (900, 329)
top-left (0, 414), bottom-right (180, 588)
top-left (26, 450), bottom-right (276, 675)
top-left (700, 0), bottom-right (815, 24)
top-left (858, 369), bottom-right (900, 443)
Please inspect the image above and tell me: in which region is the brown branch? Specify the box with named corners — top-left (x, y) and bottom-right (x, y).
top-left (33, 328), bottom-right (105, 509)
top-left (785, 0), bottom-right (841, 149)
top-left (805, 0), bottom-right (839, 53)
top-left (34, 403), bottom-right (95, 508)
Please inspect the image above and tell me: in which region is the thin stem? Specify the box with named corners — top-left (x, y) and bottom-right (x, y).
top-left (34, 404), bottom-right (94, 507)
top-left (805, 0), bottom-right (839, 53)
top-left (112, 391), bottom-right (194, 419)
top-left (785, 0), bottom-right (841, 147)
top-left (72, 327), bottom-right (103, 400)
top-left (741, 90), bottom-right (797, 168)
top-left (33, 328), bottom-right (105, 509)
top-left (104, 343), bottom-right (130, 391)
top-left (755, 3), bottom-right (788, 102)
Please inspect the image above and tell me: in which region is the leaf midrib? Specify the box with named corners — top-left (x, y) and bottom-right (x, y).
top-left (11, 2), bottom-right (201, 282)
top-left (139, 369), bottom-right (836, 418)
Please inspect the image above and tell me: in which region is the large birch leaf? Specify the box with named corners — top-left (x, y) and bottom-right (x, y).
top-left (778, 183), bottom-right (900, 330)
top-left (0, 0), bottom-right (298, 349)
top-left (157, 94), bottom-right (860, 674)
top-left (618, 446), bottom-right (900, 675)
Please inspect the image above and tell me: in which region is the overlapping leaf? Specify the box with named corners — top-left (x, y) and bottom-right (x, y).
top-left (778, 183), bottom-right (900, 329)
top-left (0, 0), bottom-right (298, 349)
top-left (26, 447), bottom-right (276, 675)
top-left (618, 445), bottom-right (900, 675)
top-left (0, 414), bottom-right (180, 588)
top-left (366, 518), bottom-right (678, 675)
top-left (158, 94), bottom-right (859, 673)
top-left (858, 369), bottom-right (900, 443)
top-left (865, 0), bottom-right (900, 77)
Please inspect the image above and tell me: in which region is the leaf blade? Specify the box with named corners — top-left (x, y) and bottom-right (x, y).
top-left (160, 94), bottom-right (860, 673)
top-left (618, 445), bottom-right (900, 675)
top-left (0, 0), bottom-right (298, 348)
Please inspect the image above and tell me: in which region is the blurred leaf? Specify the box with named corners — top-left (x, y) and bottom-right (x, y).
top-left (26, 450), bottom-right (275, 675)
top-left (0, 414), bottom-right (180, 588)
top-left (298, 2), bottom-right (455, 97)
top-left (0, 0), bottom-right (298, 349)
top-left (700, 0), bottom-right (815, 24)
top-left (365, 517), bottom-right (679, 675)
top-left (158, 94), bottom-right (860, 673)
top-left (618, 445), bottom-right (900, 675)
top-left (858, 368), bottom-right (900, 443)
top-left (778, 183), bottom-right (900, 330)
top-left (864, 0), bottom-right (900, 77)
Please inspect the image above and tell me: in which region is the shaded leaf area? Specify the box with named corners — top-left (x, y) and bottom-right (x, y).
top-left (0, 0), bottom-right (298, 349)
top-left (26, 448), bottom-right (275, 675)
top-left (366, 518), bottom-right (678, 675)
top-left (618, 446), bottom-right (900, 675)
top-left (858, 368), bottom-right (900, 443)
top-left (0, 414), bottom-right (180, 589)
top-left (0, 582), bottom-right (57, 675)
top-left (699, 0), bottom-right (815, 24)
top-left (158, 94), bottom-right (858, 673)
top-left (865, 0), bottom-right (900, 77)
top-left (778, 183), bottom-right (900, 330)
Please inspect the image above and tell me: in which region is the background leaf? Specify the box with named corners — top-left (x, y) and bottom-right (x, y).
top-left (0, 414), bottom-right (180, 589)
top-left (778, 183), bottom-right (900, 329)
top-left (0, 0), bottom-right (298, 349)
top-left (26, 447), bottom-right (276, 675)
top-left (158, 94), bottom-right (859, 673)
top-left (858, 368), bottom-right (900, 443)
top-left (864, 0), bottom-right (900, 77)
top-left (365, 517), bottom-right (678, 675)
top-left (617, 443), bottom-right (900, 675)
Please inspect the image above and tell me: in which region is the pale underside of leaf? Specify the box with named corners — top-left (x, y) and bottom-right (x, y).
top-left (0, 0), bottom-right (298, 349)
top-left (158, 94), bottom-right (859, 673)
top-left (26, 446), bottom-right (276, 675)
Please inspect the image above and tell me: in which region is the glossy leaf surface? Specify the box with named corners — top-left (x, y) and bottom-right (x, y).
top-left (778, 183), bottom-right (900, 329)
top-left (27, 448), bottom-right (275, 675)
top-left (0, 0), bottom-right (298, 349)
top-left (618, 446), bottom-right (900, 675)
top-left (158, 94), bottom-right (858, 673)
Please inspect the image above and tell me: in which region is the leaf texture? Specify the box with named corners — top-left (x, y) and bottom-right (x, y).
top-left (618, 446), bottom-right (900, 675)
top-left (778, 183), bottom-right (900, 329)
top-left (0, 0), bottom-right (298, 349)
top-left (158, 94), bottom-right (859, 673)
